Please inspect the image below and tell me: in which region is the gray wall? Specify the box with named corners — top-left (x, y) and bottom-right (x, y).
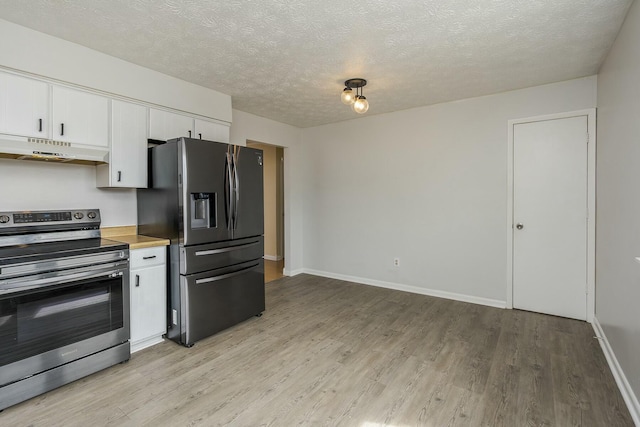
top-left (596, 0), bottom-right (640, 412)
top-left (301, 77), bottom-right (596, 304)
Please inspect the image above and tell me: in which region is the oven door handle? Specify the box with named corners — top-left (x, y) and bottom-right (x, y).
top-left (0, 250), bottom-right (128, 280)
top-left (0, 262), bottom-right (127, 296)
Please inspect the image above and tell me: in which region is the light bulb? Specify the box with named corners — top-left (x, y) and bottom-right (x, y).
top-left (341, 87), bottom-right (356, 105)
top-left (352, 96), bottom-right (369, 114)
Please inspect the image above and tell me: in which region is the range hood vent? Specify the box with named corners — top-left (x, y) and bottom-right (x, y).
top-left (0, 135), bottom-right (108, 165)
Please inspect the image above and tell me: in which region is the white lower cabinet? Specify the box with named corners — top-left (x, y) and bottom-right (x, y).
top-left (129, 246), bottom-right (167, 353)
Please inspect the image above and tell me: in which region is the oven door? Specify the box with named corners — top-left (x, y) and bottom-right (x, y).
top-left (0, 260), bottom-right (129, 388)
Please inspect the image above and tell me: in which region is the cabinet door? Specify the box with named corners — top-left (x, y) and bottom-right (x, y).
top-left (194, 119), bottom-right (230, 143)
top-left (109, 100), bottom-right (148, 188)
top-left (149, 108), bottom-right (194, 141)
top-left (0, 72), bottom-right (49, 138)
top-left (130, 264), bottom-right (167, 345)
top-left (52, 86), bottom-right (109, 147)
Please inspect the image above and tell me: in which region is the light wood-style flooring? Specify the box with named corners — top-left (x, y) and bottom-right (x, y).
top-left (1, 274), bottom-right (633, 426)
top-left (264, 259), bottom-right (284, 283)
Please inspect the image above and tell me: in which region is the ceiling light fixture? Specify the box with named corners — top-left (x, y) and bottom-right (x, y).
top-left (341, 78), bottom-right (369, 114)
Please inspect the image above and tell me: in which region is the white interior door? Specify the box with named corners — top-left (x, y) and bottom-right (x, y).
top-left (513, 116), bottom-right (588, 320)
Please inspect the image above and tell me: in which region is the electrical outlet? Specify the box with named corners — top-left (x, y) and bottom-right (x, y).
top-left (393, 258), bottom-right (400, 267)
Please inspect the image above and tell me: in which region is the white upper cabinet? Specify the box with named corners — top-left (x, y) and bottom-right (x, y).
top-left (149, 108), bottom-right (194, 141)
top-left (194, 119), bottom-right (230, 143)
top-left (0, 72), bottom-right (49, 139)
top-left (96, 100), bottom-right (148, 188)
top-left (52, 86), bottom-right (109, 147)
top-left (0, 69), bottom-right (231, 185)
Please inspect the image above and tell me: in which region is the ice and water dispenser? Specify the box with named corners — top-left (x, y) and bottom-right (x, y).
top-left (190, 192), bottom-right (216, 229)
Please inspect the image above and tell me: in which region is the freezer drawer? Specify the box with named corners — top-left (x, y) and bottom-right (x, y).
top-left (180, 236), bottom-right (263, 275)
top-left (179, 259), bottom-right (264, 346)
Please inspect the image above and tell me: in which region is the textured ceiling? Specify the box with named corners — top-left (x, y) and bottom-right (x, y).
top-left (0, 0), bottom-right (632, 128)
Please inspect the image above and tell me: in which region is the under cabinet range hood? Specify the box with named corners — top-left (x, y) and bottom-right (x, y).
top-left (0, 135), bottom-right (108, 165)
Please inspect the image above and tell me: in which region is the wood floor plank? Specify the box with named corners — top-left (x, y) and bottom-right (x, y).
top-left (481, 363), bottom-right (521, 426)
top-left (515, 330), bottom-right (557, 426)
top-left (0, 274), bottom-right (634, 426)
top-left (555, 402), bottom-right (584, 427)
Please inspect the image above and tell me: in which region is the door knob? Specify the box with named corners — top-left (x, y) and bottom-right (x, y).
top-left (516, 223), bottom-right (524, 230)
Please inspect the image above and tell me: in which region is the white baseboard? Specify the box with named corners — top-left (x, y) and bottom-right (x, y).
top-left (263, 255), bottom-right (283, 261)
top-left (302, 268), bottom-right (506, 309)
top-left (284, 268), bottom-right (304, 277)
top-left (592, 317), bottom-right (640, 426)
top-left (131, 335), bottom-right (164, 354)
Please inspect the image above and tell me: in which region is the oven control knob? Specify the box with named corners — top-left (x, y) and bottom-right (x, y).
top-left (73, 212), bottom-right (84, 220)
top-left (0, 215), bottom-right (9, 224)
top-left (87, 211), bottom-right (97, 219)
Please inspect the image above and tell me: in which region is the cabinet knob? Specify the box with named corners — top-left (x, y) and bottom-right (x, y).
top-left (188, 130), bottom-right (192, 138)
top-left (38, 118), bottom-right (42, 132)
top-left (135, 274), bottom-right (140, 287)
top-left (117, 171), bottom-right (122, 182)
top-left (60, 123), bottom-right (65, 136)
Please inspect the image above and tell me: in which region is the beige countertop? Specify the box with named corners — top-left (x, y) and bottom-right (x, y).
top-left (101, 225), bottom-right (170, 250)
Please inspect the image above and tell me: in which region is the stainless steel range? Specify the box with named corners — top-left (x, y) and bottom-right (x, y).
top-left (0, 209), bottom-right (130, 410)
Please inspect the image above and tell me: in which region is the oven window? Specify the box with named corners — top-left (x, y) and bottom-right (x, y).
top-left (0, 276), bottom-right (124, 367)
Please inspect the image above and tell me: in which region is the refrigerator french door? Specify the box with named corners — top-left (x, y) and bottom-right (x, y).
top-left (229, 145), bottom-right (264, 240)
top-left (180, 141), bottom-right (264, 244)
top-left (138, 137), bottom-right (265, 347)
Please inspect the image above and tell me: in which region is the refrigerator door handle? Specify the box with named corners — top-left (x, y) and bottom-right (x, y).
top-left (195, 262), bottom-right (260, 284)
top-left (232, 150), bottom-right (240, 230)
top-left (225, 152), bottom-right (234, 230)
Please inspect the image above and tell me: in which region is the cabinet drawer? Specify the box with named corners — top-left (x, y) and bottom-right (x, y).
top-left (130, 246), bottom-right (166, 268)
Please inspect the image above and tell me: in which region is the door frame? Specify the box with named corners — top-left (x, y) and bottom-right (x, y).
top-left (506, 108), bottom-right (596, 321)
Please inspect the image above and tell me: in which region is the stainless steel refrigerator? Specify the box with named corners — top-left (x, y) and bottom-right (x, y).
top-left (137, 137), bottom-right (264, 347)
